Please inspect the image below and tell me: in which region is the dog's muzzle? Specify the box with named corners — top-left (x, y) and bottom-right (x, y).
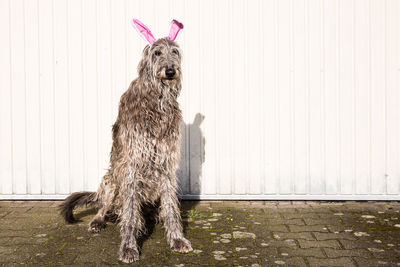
top-left (165, 68), bottom-right (176, 79)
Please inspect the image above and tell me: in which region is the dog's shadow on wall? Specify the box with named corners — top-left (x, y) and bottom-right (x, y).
top-left (178, 113), bottom-right (205, 199)
top-left (178, 113), bottom-right (205, 230)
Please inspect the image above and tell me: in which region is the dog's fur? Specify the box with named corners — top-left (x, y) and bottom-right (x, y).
top-left (59, 37), bottom-right (192, 262)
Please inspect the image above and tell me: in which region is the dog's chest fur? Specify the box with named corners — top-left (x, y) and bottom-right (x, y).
top-left (110, 81), bottom-right (182, 204)
top-left (131, 133), bottom-right (179, 203)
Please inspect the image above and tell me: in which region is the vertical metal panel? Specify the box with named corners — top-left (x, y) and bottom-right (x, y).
top-left (54, 0), bottom-right (70, 194)
top-left (200, 0), bottom-right (217, 195)
top-left (323, 0), bottom-right (339, 195)
top-left (68, 0), bottom-right (85, 193)
top-left (187, 0), bottom-right (203, 196)
top-left (293, 0), bottom-right (308, 194)
top-left (308, 0), bottom-right (324, 194)
top-left (231, 0), bottom-right (247, 195)
top-left (247, 0), bottom-right (263, 195)
top-left (277, 0), bottom-right (293, 194)
top-left (24, 0), bottom-right (41, 195)
top-left (0, 0), bottom-right (400, 200)
top-left (261, 0), bottom-right (279, 195)
top-left (0, 0), bottom-right (13, 195)
top-left (338, 0), bottom-right (356, 195)
top-left (82, 0), bottom-right (99, 192)
top-left (354, 0), bottom-right (370, 194)
top-left (370, 0), bottom-right (387, 194)
top-left (216, 0), bottom-right (233, 195)
top-left (10, 0), bottom-right (27, 194)
top-left (38, 0), bottom-right (56, 194)
top-left (386, 0), bottom-right (400, 195)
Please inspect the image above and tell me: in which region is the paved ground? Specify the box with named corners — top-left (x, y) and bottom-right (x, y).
top-left (1, 201), bottom-right (400, 266)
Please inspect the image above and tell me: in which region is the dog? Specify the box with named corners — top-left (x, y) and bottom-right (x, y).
top-left (59, 19), bottom-right (192, 263)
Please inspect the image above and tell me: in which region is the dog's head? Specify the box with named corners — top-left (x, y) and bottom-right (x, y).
top-left (138, 38), bottom-right (182, 86)
top-left (133, 19), bottom-right (183, 89)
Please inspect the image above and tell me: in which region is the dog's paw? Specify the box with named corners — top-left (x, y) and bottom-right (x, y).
top-left (171, 238), bottom-right (193, 253)
top-left (105, 212), bottom-right (119, 223)
top-left (88, 219), bottom-right (106, 233)
top-left (119, 247), bottom-right (139, 263)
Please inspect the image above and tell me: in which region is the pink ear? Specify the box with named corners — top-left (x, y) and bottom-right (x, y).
top-left (168, 19), bottom-right (184, 41)
top-left (131, 19), bottom-right (156, 45)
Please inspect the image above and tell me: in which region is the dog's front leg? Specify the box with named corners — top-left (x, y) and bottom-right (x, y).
top-left (160, 178), bottom-right (193, 253)
top-left (119, 174), bottom-right (142, 263)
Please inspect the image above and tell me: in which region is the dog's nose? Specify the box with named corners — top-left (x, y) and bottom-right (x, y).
top-left (165, 68), bottom-right (176, 78)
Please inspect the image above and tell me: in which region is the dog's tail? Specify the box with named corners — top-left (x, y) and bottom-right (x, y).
top-left (59, 191), bottom-right (97, 223)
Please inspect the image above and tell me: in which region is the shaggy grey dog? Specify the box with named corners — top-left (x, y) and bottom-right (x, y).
top-left (59, 36), bottom-right (192, 262)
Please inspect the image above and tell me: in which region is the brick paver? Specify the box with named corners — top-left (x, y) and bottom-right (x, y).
top-left (0, 200), bottom-right (400, 266)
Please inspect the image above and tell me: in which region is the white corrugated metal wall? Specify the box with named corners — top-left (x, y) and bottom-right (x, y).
top-left (0, 0), bottom-right (399, 200)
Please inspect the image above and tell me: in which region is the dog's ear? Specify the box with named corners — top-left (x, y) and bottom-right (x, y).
top-left (131, 19), bottom-right (156, 45)
top-left (138, 46), bottom-right (151, 77)
top-left (168, 19), bottom-right (184, 42)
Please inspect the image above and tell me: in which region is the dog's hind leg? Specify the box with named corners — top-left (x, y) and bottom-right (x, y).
top-left (159, 177), bottom-right (193, 253)
top-left (88, 178), bottom-right (115, 233)
top-left (88, 207), bottom-right (108, 233)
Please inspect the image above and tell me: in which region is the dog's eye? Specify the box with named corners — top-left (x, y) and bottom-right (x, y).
top-left (172, 49), bottom-right (179, 55)
top-left (154, 50), bottom-right (161, 56)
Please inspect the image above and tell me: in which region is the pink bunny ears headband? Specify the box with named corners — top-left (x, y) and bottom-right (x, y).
top-left (131, 19), bottom-right (184, 45)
